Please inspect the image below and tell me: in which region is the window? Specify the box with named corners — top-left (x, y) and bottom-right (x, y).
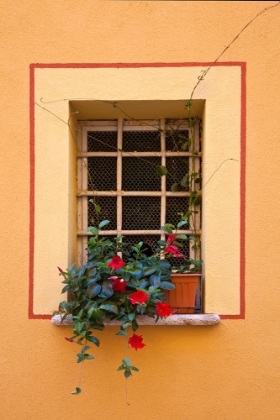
top-left (77, 118), bottom-right (202, 310)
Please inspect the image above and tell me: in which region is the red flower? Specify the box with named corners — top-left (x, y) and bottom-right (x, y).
top-left (57, 266), bottom-right (64, 273)
top-left (128, 290), bottom-right (149, 305)
top-left (166, 234), bottom-right (177, 244)
top-left (112, 278), bottom-right (126, 293)
top-left (156, 302), bottom-right (171, 318)
top-left (164, 245), bottom-right (185, 258)
top-left (128, 334), bottom-right (146, 351)
top-left (108, 256), bottom-right (126, 270)
top-left (64, 337), bottom-right (74, 343)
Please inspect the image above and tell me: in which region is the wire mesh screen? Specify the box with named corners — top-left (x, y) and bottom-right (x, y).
top-left (122, 130), bottom-right (161, 152)
top-left (87, 131), bottom-right (117, 152)
top-left (165, 130), bottom-right (189, 152)
top-left (87, 157), bottom-right (117, 191)
top-left (122, 196), bottom-right (161, 230)
top-left (88, 197), bottom-right (117, 229)
top-left (122, 157), bottom-right (161, 191)
top-left (166, 197), bottom-right (190, 228)
top-left (166, 157), bottom-right (189, 191)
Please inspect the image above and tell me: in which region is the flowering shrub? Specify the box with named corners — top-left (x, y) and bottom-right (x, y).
top-left (55, 217), bottom-right (199, 394)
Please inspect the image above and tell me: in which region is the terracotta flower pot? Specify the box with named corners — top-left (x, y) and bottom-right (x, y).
top-left (166, 273), bottom-right (201, 314)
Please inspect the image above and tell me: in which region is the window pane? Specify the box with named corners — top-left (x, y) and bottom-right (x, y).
top-left (165, 130), bottom-right (189, 152)
top-left (87, 131), bottom-right (117, 152)
top-left (87, 157), bottom-right (117, 190)
top-left (123, 130), bottom-right (160, 152)
top-left (166, 197), bottom-right (190, 228)
top-left (122, 196), bottom-right (161, 230)
top-left (166, 157), bottom-right (189, 191)
top-left (122, 157), bottom-right (161, 191)
top-left (88, 197), bottom-right (117, 230)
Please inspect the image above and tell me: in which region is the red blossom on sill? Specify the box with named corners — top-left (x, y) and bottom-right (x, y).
top-left (112, 278), bottom-right (126, 293)
top-left (128, 290), bottom-right (149, 305)
top-left (108, 256), bottom-right (126, 270)
top-left (128, 334), bottom-right (146, 351)
top-left (164, 245), bottom-right (185, 258)
top-left (156, 302), bottom-right (171, 318)
top-left (64, 337), bottom-right (74, 343)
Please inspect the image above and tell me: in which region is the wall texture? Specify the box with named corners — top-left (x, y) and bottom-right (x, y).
top-left (1, 1), bottom-right (280, 419)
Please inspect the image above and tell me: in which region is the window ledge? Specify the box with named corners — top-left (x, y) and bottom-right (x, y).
top-left (51, 313), bottom-right (220, 327)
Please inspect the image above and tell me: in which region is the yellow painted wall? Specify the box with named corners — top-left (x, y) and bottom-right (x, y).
top-left (1, 1), bottom-right (280, 419)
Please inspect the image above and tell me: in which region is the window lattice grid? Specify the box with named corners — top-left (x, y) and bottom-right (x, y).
top-left (122, 157), bottom-right (161, 191)
top-left (87, 131), bottom-right (117, 152)
top-left (87, 157), bottom-right (117, 191)
top-left (88, 197), bottom-right (117, 230)
top-left (122, 130), bottom-right (161, 152)
top-left (122, 196), bottom-right (161, 230)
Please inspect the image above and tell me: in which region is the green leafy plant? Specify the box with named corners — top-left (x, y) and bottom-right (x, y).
top-left (54, 217), bottom-right (196, 394)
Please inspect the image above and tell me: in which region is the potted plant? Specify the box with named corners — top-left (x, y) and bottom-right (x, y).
top-left (160, 217), bottom-right (202, 314)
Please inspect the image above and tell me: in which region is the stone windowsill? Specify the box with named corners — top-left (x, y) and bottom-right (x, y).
top-left (51, 313), bottom-right (220, 326)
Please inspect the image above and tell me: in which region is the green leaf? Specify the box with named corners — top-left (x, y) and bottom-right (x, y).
top-left (143, 266), bottom-right (157, 276)
top-left (139, 279), bottom-right (149, 288)
top-left (159, 259), bottom-right (171, 270)
top-left (156, 165), bottom-right (168, 176)
top-left (116, 330), bottom-right (127, 336)
top-left (61, 285), bottom-right (70, 294)
top-left (99, 304), bottom-right (118, 314)
top-left (130, 366), bottom-right (139, 372)
top-left (81, 345), bottom-right (91, 354)
top-left (87, 305), bottom-right (96, 319)
top-left (124, 370), bottom-right (132, 378)
top-left (128, 267), bottom-right (143, 279)
top-left (150, 274), bottom-right (161, 288)
top-left (99, 220), bottom-right (110, 229)
top-left (84, 354), bottom-right (94, 360)
top-left (117, 365), bottom-right (125, 371)
top-left (86, 226), bottom-right (99, 236)
top-left (161, 223), bottom-right (175, 234)
top-left (122, 322), bottom-right (131, 329)
top-left (86, 336), bottom-right (100, 346)
top-left (128, 313), bottom-right (135, 321)
top-left (132, 319), bottom-right (139, 331)
top-left (177, 220), bottom-right (187, 228)
top-left (87, 283), bottom-right (102, 298)
top-left (94, 204), bottom-right (101, 213)
top-left (181, 174), bottom-right (189, 187)
top-left (171, 182), bottom-right (179, 192)
top-left (122, 358), bottom-right (131, 367)
top-left (98, 280), bottom-right (114, 298)
top-left (160, 281), bottom-right (175, 290)
top-left (71, 387), bottom-right (82, 395)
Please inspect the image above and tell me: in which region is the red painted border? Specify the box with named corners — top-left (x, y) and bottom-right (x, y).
top-left (29, 62), bottom-right (246, 320)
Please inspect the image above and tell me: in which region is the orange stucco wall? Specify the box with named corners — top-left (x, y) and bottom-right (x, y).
top-left (1, 1), bottom-right (280, 419)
